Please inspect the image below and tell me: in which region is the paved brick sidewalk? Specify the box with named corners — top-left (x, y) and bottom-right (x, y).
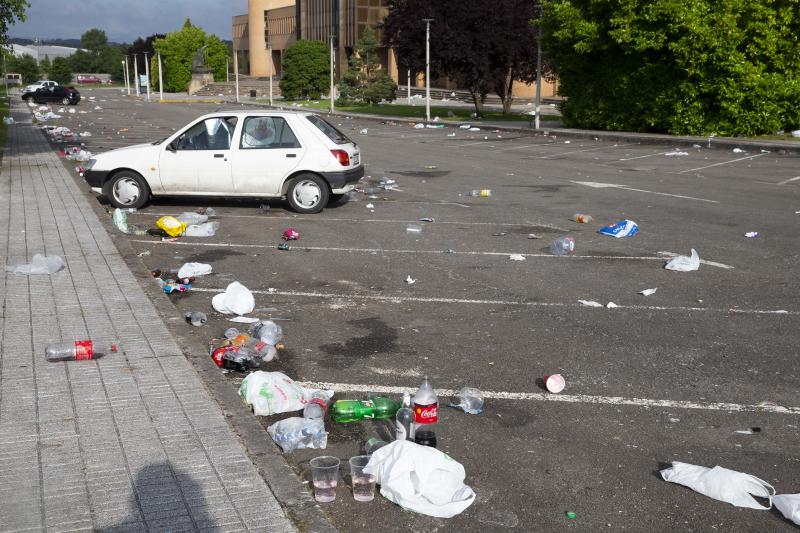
top-left (0, 102), bottom-right (297, 532)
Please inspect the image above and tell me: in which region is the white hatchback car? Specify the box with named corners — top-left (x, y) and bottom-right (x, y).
top-left (83, 111), bottom-right (364, 213)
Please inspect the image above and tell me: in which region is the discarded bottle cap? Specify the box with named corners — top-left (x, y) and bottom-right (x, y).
top-left (544, 374), bottom-right (566, 394)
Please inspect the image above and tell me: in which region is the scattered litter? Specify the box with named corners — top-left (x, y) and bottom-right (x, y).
top-left (406, 224), bottom-right (422, 234)
top-left (598, 219), bottom-right (638, 238)
top-left (414, 123), bottom-right (425, 129)
top-left (277, 242), bottom-right (291, 251)
top-left (449, 387), bottom-right (484, 414)
top-left (113, 209), bottom-right (146, 235)
top-left (283, 227), bottom-right (300, 240)
top-left (360, 128), bottom-right (368, 134)
top-left (2, 117), bottom-right (14, 125)
top-left (792, 130), bottom-right (800, 138)
top-left (573, 213), bottom-right (593, 224)
top-left (527, 234), bottom-right (542, 239)
top-left (5, 254), bottom-right (65, 275)
top-left (419, 217), bottom-right (435, 222)
top-left (734, 427), bottom-right (761, 435)
top-left (660, 462), bottom-right (774, 510)
top-left (509, 254), bottom-right (526, 261)
top-left (136, 250), bottom-right (151, 257)
top-left (155, 216), bottom-right (187, 237)
top-left (469, 127), bottom-right (480, 132)
top-left (426, 124), bottom-right (444, 129)
top-left (268, 417), bottom-right (327, 452)
top-left (606, 302), bottom-right (619, 308)
top-left (212, 281), bottom-right (255, 315)
top-left (405, 275), bottom-right (416, 284)
top-left (578, 300), bottom-right (602, 307)
top-left (492, 232), bottom-right (507, 237)
top-left (447, 132), bottom-right (456, 137)
top-left (732, 148), bottom-right (745, 153)
top-left (363, 440), bottom-right (476, 518)
top-left (366, 203), bottom-right (375, 209)
top-left (94, 105), bottom-right (102, 110)
top-left (68, 108), bottom-right (76, 114)
top-left (239, 371), bottom-right (332, 416)
top-left (665, 249), bottom-right (700, 272)
top-left (665, 151), bottom-right (688, 156)
top-left (161, 281), bottom-right (191, 294)
top-left (773, 494), bottom-right (800, 525)
top-left (566, 511), bottom-right (577, 520)
top-left (459, 124), bottom-right (471, 129)
top-left (639, 288), bottom-right (658, 296)
top-left (550, 236), bottom-right (576, 255)
top-left (424, 165), bottom-right (438, 169)
top-left (744, 231), bottom-right (759, 238)
top-left (177, 262), bottom-right (212, 279)
top-left (176, 212), bottom-right (208, 225)
top-left (545, 374), bottom-right (566, 393)
top-left (465, 189), bottom-right (491, 197)
top-left (252, 320), bottom-right (283, 345)
top-left (229, 316), bottom-right (261, 324)
top-left (564, 140), bottom-right (571, 144)
top-left (184, 221), bottom-right (219, 237)
top-left (79, 131), bottom-right (92, 137)
top-left (692, 144), bottom-right (702, 149)
top-left (185, 311), bottom-right (207, 326)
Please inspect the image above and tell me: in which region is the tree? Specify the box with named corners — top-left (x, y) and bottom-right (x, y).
top-left (541, 0), bottom-right (800, 135)
top-left (39, 54), bottom-right (51, 77)
top-left (152, 24), bottom-right (228, 92)
top-left (128, 34), bottom-right (165, 77)
top-left (279, 40), bottom-right (329, 100)
top-left (49, 57), bottom-right (73, 85)
top-left (80, 28), bottom-right (108, 55)
top-left (0, 1), bottom-right (28, 49)
top-left (338, 26), bottom-right (398, 105)
top-left (383, 0), bottom-right (542, 116)
top-left (9, 53), bottom-right (38, 83)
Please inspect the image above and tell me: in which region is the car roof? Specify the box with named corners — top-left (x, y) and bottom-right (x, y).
top-left (198, 110), bottom-right (315, 120)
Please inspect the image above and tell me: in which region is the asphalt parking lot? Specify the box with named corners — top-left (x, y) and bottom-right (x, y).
top-left (43, 88), bottom-right (800, 531)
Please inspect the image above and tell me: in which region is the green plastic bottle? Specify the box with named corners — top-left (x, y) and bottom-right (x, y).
top-left (332, 396), bottom-right (400, 423)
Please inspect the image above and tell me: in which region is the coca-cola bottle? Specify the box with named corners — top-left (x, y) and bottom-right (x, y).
top-left (46, 340), bottom-right (118, 362)
top-left (413, 375), bottom-right (438, 430)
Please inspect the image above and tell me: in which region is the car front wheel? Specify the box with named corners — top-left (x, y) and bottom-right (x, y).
top-left (61, 97), bottom-right (70, 105)
top-left (103, 171), bottom-right (150, 209)
top-left (286, 174), bottom-right (329, 214)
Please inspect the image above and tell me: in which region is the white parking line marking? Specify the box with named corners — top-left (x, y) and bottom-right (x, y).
top-left (678, 153), bottom-right (768, 174)
top-left (535, 143), bottom-right (638, 159)
top-left (777, 176), bottom-right (800, 185)
top-left (571, 180), bottom-right (719, 203)
top-left (617, 151), bottom-right (673, 161)
top-left (300, 381), bottom-right (800, 415)
top-left (188, 288), bottom-right (792, 315)
top-left (131, 240), bottom-right (734, 269)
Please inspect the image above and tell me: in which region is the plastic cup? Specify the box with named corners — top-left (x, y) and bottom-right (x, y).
top-left (310, 456), bottom-right (340, 503)
top-left (544, 374), bottom-right (566, 394)
top-left (348, 455), bottom-right (376, 502)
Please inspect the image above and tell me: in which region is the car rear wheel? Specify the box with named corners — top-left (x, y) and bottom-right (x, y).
top-left (286, 174), bottom-right (329, 214)
top-left (103, 170), bottom-right (150, 209)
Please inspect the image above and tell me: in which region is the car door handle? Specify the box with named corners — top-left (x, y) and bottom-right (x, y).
top-left (214, 154), bottom-right (225, 158)
top-left (286, 154), bottom-right (297, 158)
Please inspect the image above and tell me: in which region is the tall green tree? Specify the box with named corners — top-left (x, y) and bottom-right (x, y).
top-left (38, 54), bottom-right (51, 77)
top-left (152, 23), bottom-right (228, 92)
top-left (9, 53), bottom-right (38, 83)
top-left (80, 28), bottom-right (108, 55)
top-left (49, 56), bottom-right (73, 85)
top-left (279, 40), bottom-right (329, 100)
top-left (541, 0), bottom-right (800, 135)
top-left (0, 0), bottom-right (28, 49)
top-left (338, 26), bottom-right (397, 105)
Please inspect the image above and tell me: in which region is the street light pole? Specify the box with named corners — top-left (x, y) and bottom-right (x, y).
top-left (144, 52), bottom-right (151, 102)
top-left (157, 52), bottom-right (164, 102)
top-left (423, 19), bottom-right (434, 122)
top-left (267, 42), bottom-right (273, 107)
top-left (534, 11), bottom-right (543, 130)
top-left (329, 34), bottom-right (335, 113)
top-left (124, 57), bottom-right (130, 95)
top-left (234, 49), bottom-right (240, 103)
top-left (133, 54), bottom-right (140, 96)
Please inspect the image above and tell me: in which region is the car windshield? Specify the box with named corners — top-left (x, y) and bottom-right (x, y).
top-left (305, 115), bottom-right (352, 145)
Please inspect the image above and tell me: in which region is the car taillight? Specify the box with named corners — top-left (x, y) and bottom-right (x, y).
top-left (331, 149), bottom-right (350, 166)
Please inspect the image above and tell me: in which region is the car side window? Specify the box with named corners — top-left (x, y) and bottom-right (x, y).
top-left (176, 117), bottom-right (237, 151)
top-left (240, 117), bottom-right (300, 150)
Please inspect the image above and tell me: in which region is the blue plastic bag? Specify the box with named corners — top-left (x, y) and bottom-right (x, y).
top-left (598, 219), bottom-right (638, 238)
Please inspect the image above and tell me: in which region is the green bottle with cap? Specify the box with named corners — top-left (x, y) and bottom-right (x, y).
top-left (332, 396), bottom-right (400, 423)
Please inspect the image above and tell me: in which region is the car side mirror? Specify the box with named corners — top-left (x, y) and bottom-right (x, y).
top-left (167, 141), bottom-right (178, 153)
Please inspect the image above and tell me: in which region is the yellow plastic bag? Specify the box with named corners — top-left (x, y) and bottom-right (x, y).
top-left (155, 216), bottom-right (187, 237)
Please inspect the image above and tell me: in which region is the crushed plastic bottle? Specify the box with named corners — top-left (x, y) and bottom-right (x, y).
top-left (46, 340), bottom-right (118, 362)
top-left (550, 236), bottom-right (576, 256)
top-left (449, 387), bottom-right (484, 414)
top-left (303, 391), bottom-right (331, 419)
top-left (251, 320), bottom-right (283, 346)
top-left (465, 189), bottom-right (492, 197)
top-left (184, 311), bottom-right (207, 326)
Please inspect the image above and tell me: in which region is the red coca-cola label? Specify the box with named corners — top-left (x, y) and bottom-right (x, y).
top-left (212, 345), bottom-right (240, 367)
top-left (414, 402), bottom-right (438, 424)
top-left (74, 340), bottom-right (93, 360)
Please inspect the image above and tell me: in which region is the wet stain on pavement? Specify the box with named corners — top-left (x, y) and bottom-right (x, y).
top-left (493, 404), bottom-right (532, 428)
top-left (185, 249), bottom-right (246, 263)
top-left (389, 170), bottom-right (452, 178)
top-left (501, 184), bottom-right (571, 193)
top-left (318, 317), bottom-right (398, 368)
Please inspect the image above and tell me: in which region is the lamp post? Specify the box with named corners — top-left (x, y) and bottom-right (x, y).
top-left (422, 18), bottom-right (434, 122)
top-left (157, 52), bottom-right (164, 102)
top-left (534, 8), bottom-right (543, 130)
top-left (267, 42), bottom-right (273, 106)
top-left (329, 34), bottom-right (335, 113)
top-left (133, 54), bottom-right (140, 96)
top-left (234, 49), bottom-right (240, 103)
top-left (144, 52), bottom-right (151, 102)
top-left (124, 56), bottom-right (131, 95)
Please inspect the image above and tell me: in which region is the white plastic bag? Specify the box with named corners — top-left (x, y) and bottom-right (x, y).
top-left (267, 417), bottom-right (327, 452)
top-left (665, 249), bottom-right (700, 272)
top-left (239, 371), bottom-right (332, 416)
top-left (660, 462), bottom-right (774, 510)
top-left (773, 494), bottom-right (800, 525)
top-left (177, 262), bottom-right (212, 279)
top-left (212, 281), bottom-right (255, 315)
top-left (184, 221), bottom-right (218, 237)
top-left (6, 254), bottom-right (65, 275)
top-left (363, 440), bottom-right (476, 518)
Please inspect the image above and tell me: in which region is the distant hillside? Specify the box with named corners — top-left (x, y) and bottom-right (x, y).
top-left (10, 37), bottom-right (125, 47)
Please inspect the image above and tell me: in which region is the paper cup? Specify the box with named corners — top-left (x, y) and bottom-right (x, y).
top-left (544, 374), bottom-right (566, 394)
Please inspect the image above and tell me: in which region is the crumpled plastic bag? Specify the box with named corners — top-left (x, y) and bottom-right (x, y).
top-left (112, 209), bottom-right (146, 235)
top-left (773, 494), bottom-right (800, 525)
top-left (251, 320), bottom-right (283, 345)
top-left (238, 371), bottom-right (332, 416)
top-left (177, 262), bottom-right (212, 279)
top-left (184, 221), bottom-right (219, 237)
top-left (598, 219), bottom-right (639, 238)
top-left (155, 216), bottom-right (187, 237)
top-left (660, 462), bottom-right (774, 510)
top-left (267, 417), bottom-right (327, 452)
top-left (665, 249), bottom-right (700, 272)
top-left (6, 254), bottom-right (65, 275)
top-left (364, 440), bottom-right (476, 518)
top-left (176, 212), bottom-right (208, 225)
top-left (212, 281), bottom-right (254, 315)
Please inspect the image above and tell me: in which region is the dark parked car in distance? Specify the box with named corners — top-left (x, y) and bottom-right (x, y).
top-left (27, 86), bottom-right (81, 105)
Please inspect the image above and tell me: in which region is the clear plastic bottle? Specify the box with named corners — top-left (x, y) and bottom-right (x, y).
top-left (395, 392), bottom-right (415, 441)
top-left (303, 391), bottom-right (330, 419)
top-left (466, 189), bottom-right (492, 197)
top-left (46, 340), bottom-right (117, 362)
top-left (413, 376), bottom-right (439, 430)
top-left (550, 236), bottom-right (576, 256)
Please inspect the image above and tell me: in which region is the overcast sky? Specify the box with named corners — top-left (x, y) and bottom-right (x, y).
top-left (11, 0), bottom-right (248, 43)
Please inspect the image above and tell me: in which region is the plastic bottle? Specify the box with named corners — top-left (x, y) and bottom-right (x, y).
top-left (413, 376), bottom-right (439, 429)
top-left (573, 213), bottom-right (593, 224)
top-left (331, 397), bottom-right (400, 423)
top-left (466, 189), bottom-right (492, 197)
top-left (303, 391), bottom-right (330, 419)
top-left (395, 392), bottom-right (415, 441)
top-left (449, 387), bottom-right (485, 414)
top-left (46, 340), bottom-right (118, 362)
top-left (251, 320), bottom-right (283, 346)
top-left (550, 236), bottom-right (576, 256)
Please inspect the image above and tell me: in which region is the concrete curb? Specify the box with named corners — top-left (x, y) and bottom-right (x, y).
top-left (49, 135), bottom-right (338, 533)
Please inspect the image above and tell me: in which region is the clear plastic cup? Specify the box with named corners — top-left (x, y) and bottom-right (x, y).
top-left (349, 455), bottom-right (376, 502)
top-left (406, 224), bottom-right (422, 234)
top-left (310, 456), bottom-right (340, 503)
